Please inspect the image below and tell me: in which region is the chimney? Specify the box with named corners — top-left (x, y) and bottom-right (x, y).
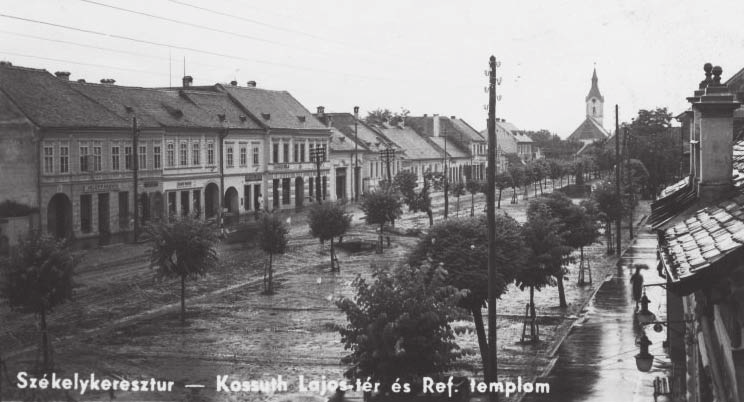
top-left (100, 78), bottom-right (116, 84)
top-left (54, 71), bottom-right (71, 80)
top-left (77, 79), bottom-right (86, 83)
top-left (688, 63), bottom-right (741, 203)
top-left (423, 113), bottom-right (428, 117)
top-left (0, 61), bottom-right (12, 67)
top-left (230, 80), bottom-right (238, 86)
top-left (450, 115), bottom-right (456, 119)
top-left (317, 106), bottom-right (325, 116)
top-left (182, 75), bottom-right (193, 87)
top-left (433, 114), bottom-right (440, 137)
top-left (247, 80), bottom-right (256, 87)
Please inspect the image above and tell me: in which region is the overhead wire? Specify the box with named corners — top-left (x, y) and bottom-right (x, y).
top-left (0, 13), bottom-right (396, 81)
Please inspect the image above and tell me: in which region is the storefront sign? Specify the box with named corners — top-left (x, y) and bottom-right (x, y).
top-left (176, 181), bottom-right (193, 189)
top-left (143, 181), bottom-right (159, 188)
top-left (82, 183), bottom-right (119, 193)
top-left (274, 163), bottom-right (290, 170)
top-left (245, 173), bottom-right (262, 181)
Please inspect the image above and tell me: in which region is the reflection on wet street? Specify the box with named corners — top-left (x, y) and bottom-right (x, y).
top-left (523, 230), bottom-right (670, 402)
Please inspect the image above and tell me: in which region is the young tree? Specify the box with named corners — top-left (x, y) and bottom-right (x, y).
top-left (336, 262), bottom-right (463, 394)
top-left (308, 202), bottom-right (351, 272)
top-left (522, 164), bottom-right (534, 200)
top-left (508, 165), bottom-right (524, 204)
top-left (258, 213), bottom-right (288, 294)
top-left (524, 200), bottom-right (574, 308)
top-left (591, 180), bottom-right (624, 254)
top-left (0, 232), bottom-right (76, 371)
top-left (495, 172), bottom-right (511, 208)
top-left (450, 181), bottom-right (466, 217)
top-left (408, 215), bottom-right (526, 378)
top-left (360, 188), bottom-right (403, 251)
top-left (394, 171), bottom-right (435, 226)
top-left (466, 180), bottom-right (482, 216)
top-left (146, 216), bottom-right (218, 323)
top-left (548, 159), bottom-right (564, 190)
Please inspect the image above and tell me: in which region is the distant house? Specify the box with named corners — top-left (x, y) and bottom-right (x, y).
top-left (569, 68), bottom-right (610, 154)
top-left (480, 118), bottom-right (537, 169)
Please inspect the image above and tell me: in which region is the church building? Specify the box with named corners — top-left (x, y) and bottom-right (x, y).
top-left (568, 68), bottom-right (610, 148)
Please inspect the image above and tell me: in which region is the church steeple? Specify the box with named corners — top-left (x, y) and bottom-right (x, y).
top-left (585, 67), bottom-right (604, 126)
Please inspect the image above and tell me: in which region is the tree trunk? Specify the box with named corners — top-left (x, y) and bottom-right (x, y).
top-left (471, 307), bottom-right (489, 382)
top-left (456, 196), bottom-right (460, 217)
top-left (379, 223), bottom-right (384, 252)
top-left (606, 220), bottom-right (613, 254)
top-left (497, 189), bottom-right (502, 208)
top-left (268, 252), bottom-right (274, 293)
top-left (530, 286), bottom-right (537, 340)
top-left (330, 237), bottom-right (336, 272)
top-left (470, 193), bottom-right (475, 217)
top-left (180, 274), bottom-right (186, 324)
top-left (427, 209), bottom-right (433, 226)
top-left (557, 274), bottom-right (567, 308)
top-left (40, 307), bottom-right (49, 371)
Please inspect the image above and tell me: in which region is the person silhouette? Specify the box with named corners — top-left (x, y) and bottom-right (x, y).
top-left (630, 264), bottom-right (644, 310)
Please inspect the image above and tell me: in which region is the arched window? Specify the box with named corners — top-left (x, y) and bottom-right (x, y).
top-left (592, 106), bottom-right (596, 116)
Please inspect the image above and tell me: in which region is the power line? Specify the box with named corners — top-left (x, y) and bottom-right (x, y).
top-left (78, 0), bottom-right (376, 62)
top-left (167, 0), bottom-right (357, 49)
top-left (0, 13), bottom-right (392, 81)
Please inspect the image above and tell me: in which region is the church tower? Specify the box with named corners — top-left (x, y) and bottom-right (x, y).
top-left (585, 68), bottom-right (604, 126)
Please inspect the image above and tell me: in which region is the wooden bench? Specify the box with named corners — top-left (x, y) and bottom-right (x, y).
top-left (653, 376), bottom-right (671, 401)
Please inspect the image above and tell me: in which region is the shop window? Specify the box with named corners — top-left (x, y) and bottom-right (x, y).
top-left (80, 194), bottom-right (92, 233)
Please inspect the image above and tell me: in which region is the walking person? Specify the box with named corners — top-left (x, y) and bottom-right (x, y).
top-left (630, 264), bottom-right (644, 310)
top-left (255, 193), bottom-right (263, 221)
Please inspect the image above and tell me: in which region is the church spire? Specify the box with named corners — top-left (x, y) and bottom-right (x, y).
top-left (585, 67), bottom-right (604, 126)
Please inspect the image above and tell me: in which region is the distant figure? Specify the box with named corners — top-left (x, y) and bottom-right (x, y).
top-left (255, 194), bottom-right (263, 221)
top-left (630, 265), bottom-right (644, 309)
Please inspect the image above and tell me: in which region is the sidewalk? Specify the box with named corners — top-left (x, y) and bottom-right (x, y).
top-left (521, 226), bottom-right (671, 402)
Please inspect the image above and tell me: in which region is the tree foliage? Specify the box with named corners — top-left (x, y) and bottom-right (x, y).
top-left (394, 171), bottom-right (435, 226)
top-left (1, 232), bottom-right (76, 370)
top-left (146, 216), bottom-right (219, 321)
top-left (308, 202), bottom-right (351, 272)
top-left (626, 107), bottom-right (681, 197)
top-left (360, 188), bottom-right (403, 250)
top-left (258, 213), bottom-right (289, 293)
top-left (408, 215), bottom-right (526, 374)
top-left (336, 262), bottom-right (463, 390)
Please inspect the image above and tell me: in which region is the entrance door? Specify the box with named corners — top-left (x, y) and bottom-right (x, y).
top-left (295, 177), bottom-right (304, 208)
top-left (335, 167), bottom-right (346, 201)
top-left (98, 193), bottom-right (110, 235)
top-left (47, 193), bottom-right (72, 238)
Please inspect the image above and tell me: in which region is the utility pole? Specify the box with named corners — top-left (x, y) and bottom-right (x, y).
top-left (443, 127), bottom-right (449, 219)
top-left (311, 146), bottom-right (325, 204)
top-left (625, 126), bottom-right (634, 240)
top-left (132, 116), bottom-right (139, 242)
top-left (615, 105), bottom-right (621, 255)
top-left (380, 147), bottom-right (394, 184)
top-left (486, 55), bottom-right (500, 402)
top-left (354, 106), bottom-right (360, 202)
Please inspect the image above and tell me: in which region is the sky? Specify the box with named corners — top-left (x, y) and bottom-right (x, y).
top-left (1, 0), bottom-right (743, 137)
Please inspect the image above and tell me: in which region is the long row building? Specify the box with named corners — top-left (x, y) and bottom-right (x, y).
top-left (0, 62), bottom-right (536, 243)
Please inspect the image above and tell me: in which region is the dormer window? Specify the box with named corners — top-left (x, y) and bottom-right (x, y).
top-left (297, 116), bottom-right (306, 123)
top-left (261, 113), bottom-right (271, 120)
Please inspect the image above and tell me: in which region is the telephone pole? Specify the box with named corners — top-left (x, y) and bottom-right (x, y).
top-left (311, 146), bottom-right (326, 204)
top-left (615, 105), bottom-right (621, 255)
top-left (132, 116), bottom-right (139, 242)
top-left (486, 55), bottom-right (500, 402)
top-left (443, 127), bottom-right (449, 219)
top-left (380, 147), bottom-right (395, 184)
top-left (354, 106), bottom-right (360, 202)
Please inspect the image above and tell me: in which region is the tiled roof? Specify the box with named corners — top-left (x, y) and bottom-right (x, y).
top-left (377, 124), bottom-right (442, 160)
top-left (448, 118), bottom-right (486, 142)
top-left (329, 127), bottom-right (357, 152)
top-left (429, 137), bottom-right (469, 159)
top-left (0, 64), bottom-right (128, 128)
top-left (71, 83), bottom-right (259, 130)
top-left (567, 116), bottom-right (609, 142)
top-left (649, 177), bottom-right (697, 229)
top-left (221, 85), bottom-right (326, 130)
top-left (323, 112), bottom-right (393, 153)
top-left (660, 193), bottom-right (744, 283)
top-left (512, 131), bottom-right (534, 143)
top-left (658, 139), bottom-right (744, 291)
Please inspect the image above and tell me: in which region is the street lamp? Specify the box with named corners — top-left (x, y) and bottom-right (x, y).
top-left (634, 317), bottom-right (694, 372)
top-left (311, 146), bottom-right (326, 204)
top-left (354, 106), bottom-right (360, 202)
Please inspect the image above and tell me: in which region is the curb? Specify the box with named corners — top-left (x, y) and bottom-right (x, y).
top-left (514, 213), bottom-right (649, 402)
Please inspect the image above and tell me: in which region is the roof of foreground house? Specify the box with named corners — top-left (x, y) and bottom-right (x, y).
top-left (221, 85), bottom-right (327, 131)
top-left (377, 123), bottom-right (442, 160)
top-left (567, 116), bottom-right (609, 142)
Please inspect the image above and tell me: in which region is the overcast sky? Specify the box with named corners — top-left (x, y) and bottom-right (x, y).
top-left (1, 0), bottom-right (743, 137)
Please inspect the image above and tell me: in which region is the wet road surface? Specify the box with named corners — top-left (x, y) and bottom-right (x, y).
top-left (523, 230), bottom-right (671, 402)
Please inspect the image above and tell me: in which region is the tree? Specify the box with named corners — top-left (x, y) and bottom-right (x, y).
top-left (548, 159), bottom-right (564, 189)
top-left (525, 199), bottom-right (574, 308)
top-left (0, 232), bottom-right (76, 371)
top-left (466, 180), bottom-right (482, 216)
top-left (364, 108), bottom-right (393, 126)
top-left (508, 165), bottom-right (524, 204)
top-left (336, 262), bottom-right (463, 394)
top-left (408, 216), bottom-right (526, 379)
top-left (450, 181), bottom-right (466, 217)
top-left (591, 180), bottom-right (624, 254)
top-left (394, 170), bottom-right (435, 226)
top-left (360, 188), bottom-right (403, 251)
top-left (495, 172), bottom-right (511, 208)
top-left (146, 216), bottom-right (218, 323)
top-left (308, 202), bottom-right (351, 272)
top-left (258, 213), bottom-right (288, 294)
